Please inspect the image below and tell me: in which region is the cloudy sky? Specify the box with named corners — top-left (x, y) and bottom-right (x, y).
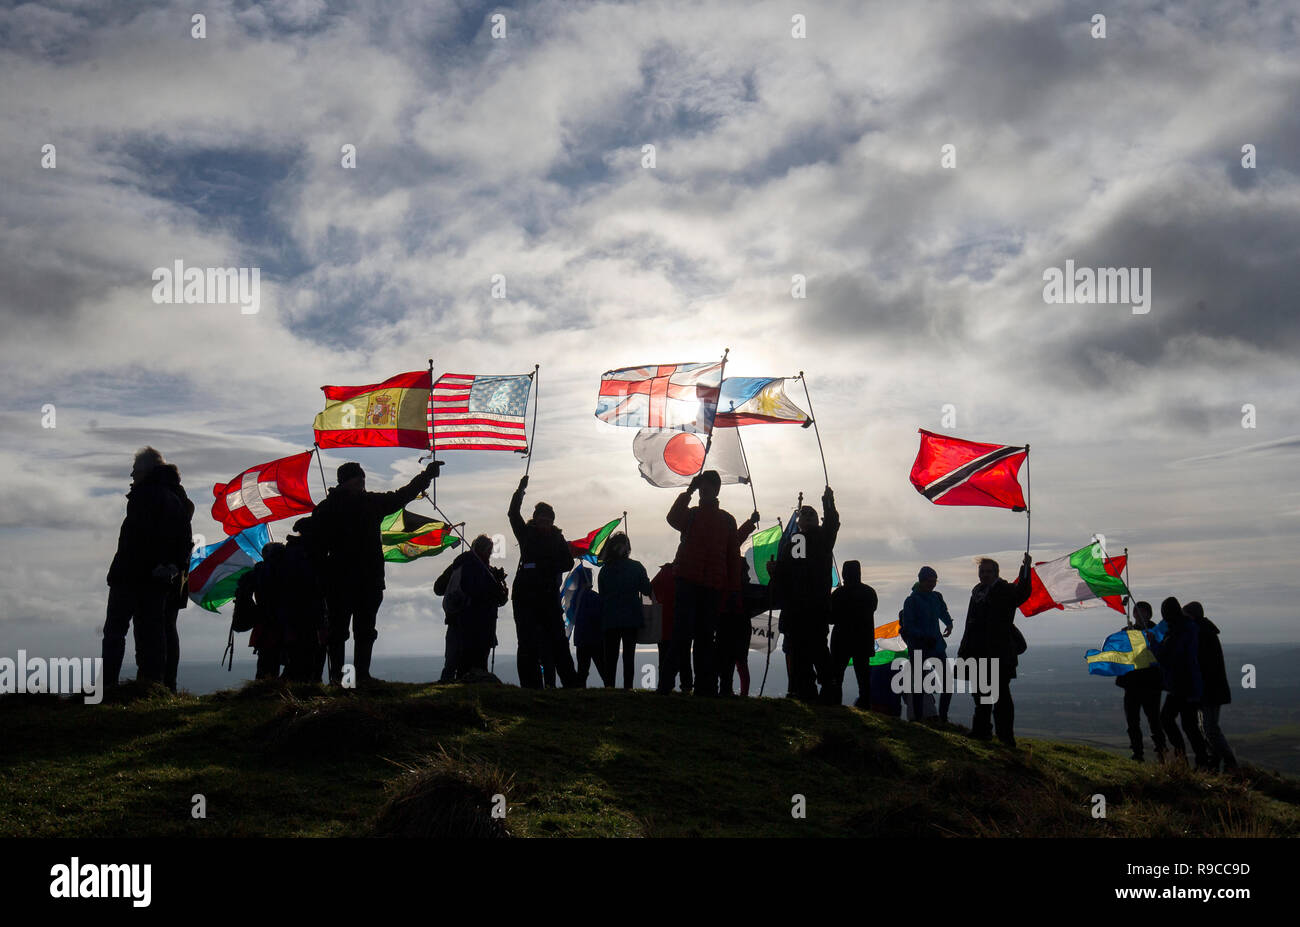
top-left (2, 0), bottom-right (1298, 674)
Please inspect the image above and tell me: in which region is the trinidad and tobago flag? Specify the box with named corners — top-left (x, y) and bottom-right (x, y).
top-left (909, 429), bottom-right (1028, 511)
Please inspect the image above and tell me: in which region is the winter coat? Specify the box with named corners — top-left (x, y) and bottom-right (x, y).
top-left (829, 580), bottom-right (878, 648)
top-left (958, 564), bottom-right (1032, 679)
top-left (599, 558), bottom-right (652, 630)
top-left (651, 565), bottom-right (677, 638)
top-left (1150, 616), bottom-right (1203, 702)
top-left (1196, 616), bottom-right (1230, 705)
top-left (310, 469), bottom-right (434, 592)
top-left (667, 494), bottom-right (741, 592)
top-left (508, 488), bottom-right (574, 602)
top-left (107, 464), bottom-right (193, 589)
top-left (435, 550), bottom-right (509, 653)
top-left (900, 583), bottom-right (953, 656)
top-left (770, 497), bottom-right (840, 620)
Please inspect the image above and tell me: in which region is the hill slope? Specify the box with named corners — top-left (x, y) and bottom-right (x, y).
top-left (3, 681), bottom-right (1297, 837)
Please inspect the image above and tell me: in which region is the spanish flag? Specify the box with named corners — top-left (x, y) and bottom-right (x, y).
top-left (313, 370), bottom-right (432, 449)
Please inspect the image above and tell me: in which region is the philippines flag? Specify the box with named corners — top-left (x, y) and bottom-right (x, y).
top-left (909, 429), bottom-right (1028, 511)
top-left (211, 452), bottom-right (315, 535)
top-left (594, 362), bottom-right (722, 433)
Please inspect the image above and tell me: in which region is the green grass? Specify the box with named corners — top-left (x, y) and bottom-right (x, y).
top-left (2, 681), bottom-right (1297, 837)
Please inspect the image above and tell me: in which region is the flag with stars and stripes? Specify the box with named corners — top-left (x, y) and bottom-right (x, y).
top-left (430, 372), bottom-right (532, 452)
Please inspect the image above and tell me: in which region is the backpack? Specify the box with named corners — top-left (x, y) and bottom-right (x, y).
top-left (224, 570), bottom-right (265, 671)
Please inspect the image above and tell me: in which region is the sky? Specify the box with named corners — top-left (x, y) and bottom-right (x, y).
top-left (2, 0), bottom-right (1298, 671)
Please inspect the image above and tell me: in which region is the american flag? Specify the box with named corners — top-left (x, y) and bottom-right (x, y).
top-left (429, 372), bottom-right (532, 451)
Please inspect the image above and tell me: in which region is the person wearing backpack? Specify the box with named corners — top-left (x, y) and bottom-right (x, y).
top-left (598, 533), bottom-right (652, 689)
top-left (435, 535), bottom-right (509, 681)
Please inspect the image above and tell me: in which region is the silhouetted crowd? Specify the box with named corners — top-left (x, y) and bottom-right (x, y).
top-left (102, 447), bottom-right (1237, 772)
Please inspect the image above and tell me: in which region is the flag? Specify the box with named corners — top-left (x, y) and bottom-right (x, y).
top-left (380, 508), bottom-right (460, 563)
top-left (909, 429), bottom-right (1028, 510)
top-left (715, 377), bottom-right (809, 426)
top-left (431, 372), bottom-right (531, 452)
top-left (869, 619), bottom-right (909, 666)
top-left (633, 427), bottom-right (749, 488)
top-left (1020, 541), bottom-right (1129, 617)
top-left (749, 611), bottom-right (779, 654)
top-left (595, 362), bottom-right (722, 432)
top-left (188, 524), bottom-right (270, 612)
top-left (743, 522), bottom-right (784, 586)
top-left (570, 517), bottom-right (622, 565)
top-left (561, 563), bottom-right (594, 631)
top-left (313, 370), bottom-right (432, 449)
top-left (1085, 624), bottom-right (1164, 677)
top-left (210, 451), bottom-right (315, 535)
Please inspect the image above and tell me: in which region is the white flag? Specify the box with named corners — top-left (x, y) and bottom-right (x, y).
top-left (633, 427), bottom-right (750, 488)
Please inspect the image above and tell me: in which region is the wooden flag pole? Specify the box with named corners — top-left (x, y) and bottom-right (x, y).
top-left (730, 402), bottom-right (759, 514)
top-left (1123, 546), bottom-right (1132, 626)
top-left (312, 444), bottom-right (328, 495)
top-left (524, 364), bottom-right (540, 475)
top-left (797, 372), bottom-right (830, 487)
top-left (1023, 444), bottom-right (1032, 553)
top-left (695, 348), bottom-right (729, 476)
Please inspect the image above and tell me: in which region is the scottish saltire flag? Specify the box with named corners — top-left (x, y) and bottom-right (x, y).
top-left (432, 373), bottom-right (531, 451)
top-left (1085, 625), bottom-right (1165, 677)
top-left (909, 429), bottom-right (1028, 510)
top-left (594, 362), bottom-right (722, 433)
top-left (188, 524), bottom-right (270, 612)
top-left (715, 377), bottom-right (809, 427)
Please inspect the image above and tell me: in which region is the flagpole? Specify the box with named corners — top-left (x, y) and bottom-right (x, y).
top-left (524, 364), bottom-right (540, 474)
top-left (312, 444), bottom-right (328, 495)
top-left (427, 358), bottom-right (437, 507)
top-left (1023, 444), bottom-right (1032, 553)
top-left (622, 510), bottom-right (628, 543)
top-left (1123, 546), bottom-right (1132, 626)
top-left (758, 517), bottom-right (780, 697)
top-left (797, 372), bottom-right (830, 487)
top-left (730, 402), bottom-right (759, 513)
top-left (695, 347), bottom-right (729, 476)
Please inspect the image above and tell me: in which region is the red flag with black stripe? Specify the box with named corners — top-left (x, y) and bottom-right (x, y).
top-left (909, 429), bottom-right (1028, 511)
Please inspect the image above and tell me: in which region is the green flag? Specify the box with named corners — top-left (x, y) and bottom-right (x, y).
top-left (381, 508), bottom-right (460, 563)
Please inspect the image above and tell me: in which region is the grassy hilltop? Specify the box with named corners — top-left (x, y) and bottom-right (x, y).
top-left (3, 681), bottom-right (1298, 838)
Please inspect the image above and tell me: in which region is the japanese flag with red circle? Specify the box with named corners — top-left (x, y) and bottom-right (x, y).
top-left (211, 451), bottom-right (316, 535)
top-left (632, 428), bottom-right (750, 488)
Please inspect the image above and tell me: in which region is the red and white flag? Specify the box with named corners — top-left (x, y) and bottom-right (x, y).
top-left (909, 429), bottom-right (1028, 511)
top-left (210, 451), bottom-right (315, 535)
top-left (430, 372), bottom-right (531, 452)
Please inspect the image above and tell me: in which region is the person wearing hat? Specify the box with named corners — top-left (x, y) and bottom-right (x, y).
top-left (900, 565), bottom-right (953, 722)
top-left (508, 475), bottom-right (579, 688)
top-left (311, 458), bottom-right (443, 685)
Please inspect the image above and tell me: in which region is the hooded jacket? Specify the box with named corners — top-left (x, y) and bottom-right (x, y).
top-left (1194, 616), bottom-right (1230, 705)
top-left (1150, 614), bottom-right (1203, 702)
top-left (107, 463), bottom-right (193, 588)
top-left (901, 583), bottom-right (953, 655)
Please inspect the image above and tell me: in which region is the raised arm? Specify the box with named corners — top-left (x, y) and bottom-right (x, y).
top-left (508, 475), bottom-right (528, 543)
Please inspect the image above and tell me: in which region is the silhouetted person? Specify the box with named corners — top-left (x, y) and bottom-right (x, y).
top-left (958, 554), bottom-right (1033, 747)
top-left (719, 512), bottom-right (762, 697)
top-left (598, 533), bottom-right (651, 689)
top-left (651, 563), bottom-right (691, 693)
top-left (1185, 601), bottom-right (1236, 772)
top-left (104, 447), bottom-right (193, 689)
top-left (1150, 596), bottom-right (1210, 768)
top-left (508, 475), bottom-right (578, 688)
top-left (248, 542), bottom-right (288, 679)
top-left (659, 470), bottom-right (741, 697)
top-left (435, 535), bottom-right (509, 680)
top-left (1116, 601), bottom-right (1166, 762)
top-left (771, 487), bottom-right (839, 702)
top-left (569, 565), bottom-right (610, 687)
top-left (828, 560), bottom-right (879, 707)
top-left (901, 565), bottom-right (953, 722)
top-left (312, 460), bottom-right (441, 685)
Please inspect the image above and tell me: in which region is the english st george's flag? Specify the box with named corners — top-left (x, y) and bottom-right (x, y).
top-left (210, 451), bottom-right (315, 535)
top-left (595, 362), bottom-right (722, 433)
top-left (313, 370), bottom-right (433, 450)
top-left (430, 373), bottom-right (531, 452)
top-left (909, 429), bottom-right (1028, 511)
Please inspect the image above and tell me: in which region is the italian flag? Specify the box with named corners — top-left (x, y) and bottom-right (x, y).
top-left (1020, 541), bottom-right (1129, 617)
